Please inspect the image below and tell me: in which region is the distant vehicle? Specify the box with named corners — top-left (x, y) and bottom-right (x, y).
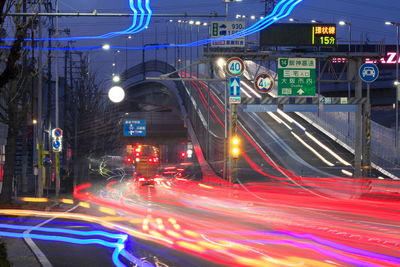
top-left (126, 144), bottom-right (160, 178)
top-left (362, 67), bottom-right (376, 77)
top-left (134, 176), bottom-right (155, 187)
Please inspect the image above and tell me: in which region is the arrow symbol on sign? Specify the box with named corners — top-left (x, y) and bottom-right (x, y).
top-left (297, 89), bottom-right (305, 95)
top-left (231, 79), bottom-right (240, 95)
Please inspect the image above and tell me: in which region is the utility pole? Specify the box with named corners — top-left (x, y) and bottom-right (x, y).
top-left (54, 0), bottom-right (60, 196)
top-left (37, 3), bottom-right (44, 197)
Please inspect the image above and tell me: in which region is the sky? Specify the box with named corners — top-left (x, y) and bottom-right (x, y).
top-left (52, 0), bottom-right (400, 83)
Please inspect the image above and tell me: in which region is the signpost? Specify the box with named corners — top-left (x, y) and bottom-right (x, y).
top-left (210, 21), bottom-right (246, 48)
top-left (278, 58), bottom-right (316, 96)
top-left (359, 63), bottom-right (379, 83)
top-left (225, 57), bottom-right (245, 77)
top-left (51, 128), bottom-right (63, 152)
top-left (358, 63), bottom-right (379, 178)
top-left (124, 120), bottom-right (147, 136)
top-left (229, 77), bottom-right (241, 104)
top-left (254, 73), bottom-right (274, 93)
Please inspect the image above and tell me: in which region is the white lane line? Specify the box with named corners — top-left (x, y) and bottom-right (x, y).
top-left (23, 204), bottom-right (79, 267)
top-left (291, 132), bottom-right (335, 167)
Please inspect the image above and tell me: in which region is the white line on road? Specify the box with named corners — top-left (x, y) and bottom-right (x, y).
top-left (23, 204), bottom-right (79, 267)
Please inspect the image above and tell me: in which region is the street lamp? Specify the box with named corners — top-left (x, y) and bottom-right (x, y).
top-left (311, 19), bottom-right (323, 23)
top-left (385, 21), bottom-right (400, 159)
top-left (108, 86), bottom-right (125, 103)
top-left (223, 0), bottom-right (242, 19)
top-left (338, 20), bottom-right (352, 53)
top-left (102, 44), bottom-right (111, 50)
top-left (112, 75), bottom-right (121, 83)
top-left (339, 20), bottom-right (352, 100)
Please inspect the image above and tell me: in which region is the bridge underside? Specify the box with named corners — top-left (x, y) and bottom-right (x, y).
top-left (118, 81), bottom-right (188, 145)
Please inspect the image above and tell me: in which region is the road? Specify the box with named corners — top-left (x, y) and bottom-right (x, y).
top-left (70, 177), bottom-right (400, 267)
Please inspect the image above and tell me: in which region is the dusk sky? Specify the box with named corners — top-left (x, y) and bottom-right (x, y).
top-left (57, 0), bottom-right (400, 80)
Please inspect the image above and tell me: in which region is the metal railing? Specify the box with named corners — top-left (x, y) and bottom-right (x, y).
top-left (298, 111), bottom-right (399, 168)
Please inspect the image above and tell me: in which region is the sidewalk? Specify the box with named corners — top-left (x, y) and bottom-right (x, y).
top-left (2, 237), bottom-right (40, 267)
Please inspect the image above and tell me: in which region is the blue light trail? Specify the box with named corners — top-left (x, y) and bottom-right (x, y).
top-left (0, 0), bottom-right (152, 42)
top-left (0, 0), bottom-right (303, 50)
top-left (0, 222), bottom-right (153, 267)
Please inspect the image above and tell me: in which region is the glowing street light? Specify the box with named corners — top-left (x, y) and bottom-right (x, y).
top-left (108, 86), bottom-right (125, 103)
top-left (102, 44), bottom-right (111, 50)
top-left (112, 75), bottom-right (121, 83)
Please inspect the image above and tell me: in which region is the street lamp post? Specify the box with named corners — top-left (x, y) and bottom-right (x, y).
top-left (126, 36), bottom-right (131, 71)
top-left (339, 21), bottom-right (352, 137)
top-left (386, 21), bottom-right (400, 161)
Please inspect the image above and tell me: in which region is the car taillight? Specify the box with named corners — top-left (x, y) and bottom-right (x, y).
top-left (139, 178), bottom-right (145, 182)
top-left (125, 157), bottom-right (133, 164)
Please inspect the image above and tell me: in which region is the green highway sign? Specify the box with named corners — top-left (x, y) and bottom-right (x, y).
top-left (278, 58), bottom-right (316, 96)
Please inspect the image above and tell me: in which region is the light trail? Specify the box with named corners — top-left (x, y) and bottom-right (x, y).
top-left (1, 0), bottom-right (152, 42)
top-left (0, 0), bottom-right (304, 50)
top-left (0, 222), bottom-right (130, 267)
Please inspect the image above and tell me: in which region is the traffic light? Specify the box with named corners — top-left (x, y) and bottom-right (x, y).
top-left (231, 136), bottom-right (240, 159)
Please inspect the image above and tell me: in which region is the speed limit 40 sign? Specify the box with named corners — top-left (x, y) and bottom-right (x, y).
top-left (254, 73), bottom-right (274, 93)
top-left (226, 57), bottom-right (245, 77)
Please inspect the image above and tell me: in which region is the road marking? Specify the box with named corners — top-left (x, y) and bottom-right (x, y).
top-left (23, 205), bottom-right (79, 267)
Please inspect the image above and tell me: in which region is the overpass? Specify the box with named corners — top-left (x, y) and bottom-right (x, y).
top-left (117, 58), bottom-right (400, 192)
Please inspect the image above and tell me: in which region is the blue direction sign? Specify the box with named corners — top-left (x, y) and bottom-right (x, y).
top-left (359, 63), bottom-right (379, 83)
top-left (124, 120), bottom-right (146, 136)
top-left (229, 77), bottom-right (241, 97)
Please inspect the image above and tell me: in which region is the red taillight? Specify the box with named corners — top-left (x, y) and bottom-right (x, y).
top-left (125, 157), bottom-right (133, 164)
top-left (149, 158), bottom-right (153, 163)
top-left (180, 152), bottom-right (186, 159)
top-left (139, 178), bottom-right (145, 182)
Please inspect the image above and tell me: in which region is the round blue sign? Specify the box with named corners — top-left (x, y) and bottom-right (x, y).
top-left (53, 140), bottom-right (61, 149)
top-left (359, 63), bottom-right (379, 83)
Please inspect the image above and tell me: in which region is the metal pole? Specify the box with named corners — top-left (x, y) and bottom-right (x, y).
top-left (7, 12), bottom-right (226, 18)
top-left (37, 6), bottom-right (44, 198)
top-left (224, 79), bottom-right (228, 181)
top-left (396, 24), bottom-right (399, 162)
top-left (354, 58), bottom-right (363, 178)
top-left (347, 24), bottom-right (352, 136)
top-left (207, 81), bottom-right (210, 160)
top-left (125, 37), bottom-right (128, 71)
top-left (197, 26), bottom-right (200, 78)
top-left (225, 2), bottom-right (228, 20)
top-left (55, 0), bottom-right (60, 196)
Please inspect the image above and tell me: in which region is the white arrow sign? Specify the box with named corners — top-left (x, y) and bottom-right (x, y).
top-left (231, 78), bottom-right (240, 95)
top-left (297, 89), bottom-right (305, 95)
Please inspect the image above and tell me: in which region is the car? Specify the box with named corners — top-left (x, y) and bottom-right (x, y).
top-left (135, 176), bottom-right (155, 187)
top-left (362, 67), bottom-right (376, 77)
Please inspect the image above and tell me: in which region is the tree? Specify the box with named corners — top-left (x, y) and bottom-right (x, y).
top-left (63, 53), bottom-right (106, 187)
top-left (0, 1), bottom-right (38, 203)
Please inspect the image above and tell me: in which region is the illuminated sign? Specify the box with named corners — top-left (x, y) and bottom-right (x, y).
top-left (312, 25), bottom-right (336, 46)
top-left (366, 52), bottom-right (400, 64)
top-left (260, 23), bottom-right (336, 47)
top-left (332, 52), bottom-right (400, 65)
